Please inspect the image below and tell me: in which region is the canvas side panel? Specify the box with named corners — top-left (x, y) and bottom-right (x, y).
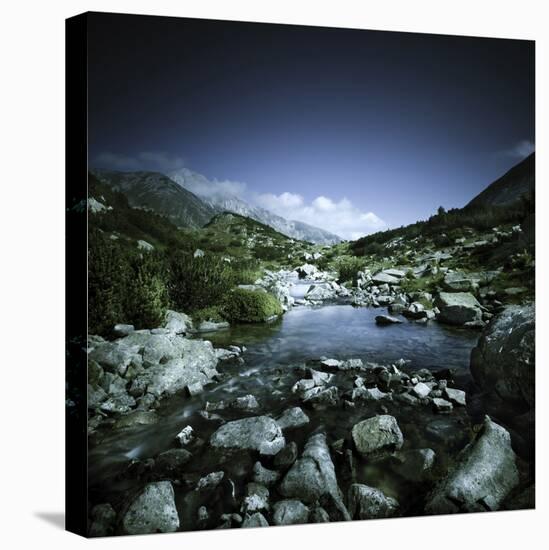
top-left (65, 12), bottom-right (89, 538)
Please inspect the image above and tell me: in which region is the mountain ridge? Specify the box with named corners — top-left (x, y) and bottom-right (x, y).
top-left (169, 167), bottom-right (342, 244)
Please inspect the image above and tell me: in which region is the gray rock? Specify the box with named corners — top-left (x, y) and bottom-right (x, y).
top-left (310, 369), bottom-right (335, 386)
top-left (122, 481), bottom-right (179, 535)
top-left (305, 284), bottom-right (336, 301)
top-left (231, 394), bottom-right (260, 411)
top-left (276, 407), bottom-right (310, 430)
top-left (444, 387), bottom-right (466, 406)
top-left (372, 272), bottom-right (400, 285)
top-left (89, 503), bottom-right (116, 537)
top-left (432, 398), bottom-right (453, 413)
top-left (352, 415), bottom-right (404, 458)
top-left (163, 310), bottom-right (192, 334)
top-left (375, 315), bottom-right (403, 325)
top-left (241, 483), bottom-right (270, 513)
top-left (253, 461), bottom-right (281, 487)
top-left (241, 512), bottom-right (269, 528)
top-left (302, 385), bottom-right (339, 406)
top-left (186, 381), bottom-right (204, 396)
top-left (348, 484), bottom-right (399, 519)
top-left (382, 268), bottom-right (406, 278)
top-left (351, 386), bottom-right (388, 402)
top-left (210, 416), bottom-right (285, 455)
top-left (279, 433), bottom-right (350, 520)
top-left (272, 500), bottom-right (310, 525)
top-left (443, 272), bottom-right (479, 292)
top-left (176, 425), bottom-right (194, 446)
top-left (425, 417), bottom-right (519, 513)
top-left (470, 304), bottom-right (534, 409)
top-left (435, 292), bottom-right (482, 326)
top-left (113, 324), bottom-right (135, 337)
top-left (196, 471), bottom-right (224, 491)
top-left (412, 382), bottom-right (431, 398)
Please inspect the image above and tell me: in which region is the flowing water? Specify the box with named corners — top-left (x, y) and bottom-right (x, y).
top-left (88, 291), bottom-right (481, 525)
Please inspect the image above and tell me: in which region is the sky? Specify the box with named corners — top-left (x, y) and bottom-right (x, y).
top-left (88, 12), bottom-right (534, 239)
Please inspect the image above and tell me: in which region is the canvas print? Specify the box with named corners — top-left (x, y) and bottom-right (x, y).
top-left (66, 12), bottom-right (535, 537)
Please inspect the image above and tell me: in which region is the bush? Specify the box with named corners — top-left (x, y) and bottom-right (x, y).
top-left (336, 257), bottom-right (366, 286)
top-left (88, 230), bottom-right (169, 334)
top-left (168, 252), bottom-right (236, 312)
top-left (223, 288), bottom-right (283, 323)
top-left (191, 306), bottom-right (226, 324)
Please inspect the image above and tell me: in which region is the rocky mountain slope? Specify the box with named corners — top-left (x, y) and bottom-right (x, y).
top-left (91, 170), bottom-right (217, 228)
top-left (466, 153), bottom-right (534, 209)
top-left (169, 167), bottom-right (342, 244)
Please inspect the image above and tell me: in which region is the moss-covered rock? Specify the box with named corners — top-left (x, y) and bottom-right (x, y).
top-left (223, 288), bottom-right (283, 323)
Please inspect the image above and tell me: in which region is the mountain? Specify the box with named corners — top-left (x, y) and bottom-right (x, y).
top-left (91, 170), bottom-right (216, 228)
top-left (466, 153), bottom-right (535, 209)
top-left (169, 168), bottom-right (342, 245)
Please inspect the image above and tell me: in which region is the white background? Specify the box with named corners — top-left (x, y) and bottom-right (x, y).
top-left (0, 0), bottom-right (546, 548)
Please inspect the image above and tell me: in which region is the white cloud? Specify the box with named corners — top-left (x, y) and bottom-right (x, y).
top-left (254, 192), bottom-right (386, 240)
top-left (499, 140), bottom-right (535, 160)
top-left (94, 151), bottom-right (187, 172)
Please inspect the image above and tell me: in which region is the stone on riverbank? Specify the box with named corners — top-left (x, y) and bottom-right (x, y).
top-left (210, 416), bottom-right (285, 456)
top-left (375, 314), bottom-right (402, 325)
top-left (348, 484), bottom-right (399, 519)
top-left (352, 415), bottom-right (403, 458)
top-left (434, 292), bottom-right (482, 326)
top-left (279, 433), bottom-right (351, 520)
top-left (425, 417), bottom-right (519, 514)
top-left (272, 500), bottom-right (310, 525)
top-left (470, 304), bottom-right (534, 409)
top-left (122, 481), bottom-right (179, 535)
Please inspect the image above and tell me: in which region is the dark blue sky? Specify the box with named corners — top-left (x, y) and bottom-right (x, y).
top-left (88, 12), bottom-right (534, 233)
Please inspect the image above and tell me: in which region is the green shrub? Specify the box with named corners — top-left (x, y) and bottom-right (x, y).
top-left (168, 252), bottom-right (236, 312)
top-left (88, 230), bottom-right (168, 334)
top-left (191, 306), bottom-right (226, 324)
top-left (336, 257), bottom-right (366, 286)
top-left (223, 288), bottom-right (283, 323)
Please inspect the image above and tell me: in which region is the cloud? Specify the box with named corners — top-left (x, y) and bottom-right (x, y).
top-left (498, 140), bottom-right (535, 160)
top-left (254, 192), bottom-right (386, 240)
top-left (93, 151), bottom-right (187, 172)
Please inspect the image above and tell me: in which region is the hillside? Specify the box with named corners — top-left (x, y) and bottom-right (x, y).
top-left (466, 153), bottom-right (534, 209)
top-left (91, 169), bottom-right (217, 228)
top-left (169, 167), bottom-right (342, 244)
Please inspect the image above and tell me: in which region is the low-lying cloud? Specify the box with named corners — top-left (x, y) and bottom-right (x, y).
top-left (93, 151), bottom-right (386, 239)
top-left (499, 140), bottom-right (535, 160)
top-left (254, 192), bottom-right (386, 240)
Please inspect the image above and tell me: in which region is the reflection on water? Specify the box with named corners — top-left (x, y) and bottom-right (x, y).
top-left (204, 304), bottom-right (478, 372)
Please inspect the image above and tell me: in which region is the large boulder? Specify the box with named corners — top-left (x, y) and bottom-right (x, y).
top-left (88, 331), bottom-right (219, 412)
top-left (279, 433), bottom-right (351, 521)
top-left (272, 500), bottom-right (310, 525)
top-left (209, 416), bottom-right (285, 456)
top-left (443, 272), bottom-right (479, 292)
top-left (371, 272), bottom-right (400, 285)
top-left (305, 283), bottom-right (336, 301)
top-left (470, 304), bottom-right (534, 409)
top-left (347, 484), bottom-right (399, 519)
top-left (425, 417), bottom-right (519, 514)
top-left (352, 415), bottom-right (404, 458)
top-left (122, 481), bottom-right (179, 535)
top-left (434, 292), bottom-right (482, 326)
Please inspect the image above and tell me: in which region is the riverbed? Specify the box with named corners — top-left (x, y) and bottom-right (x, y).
top-left (88, 298), bottom-right (480, 528)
